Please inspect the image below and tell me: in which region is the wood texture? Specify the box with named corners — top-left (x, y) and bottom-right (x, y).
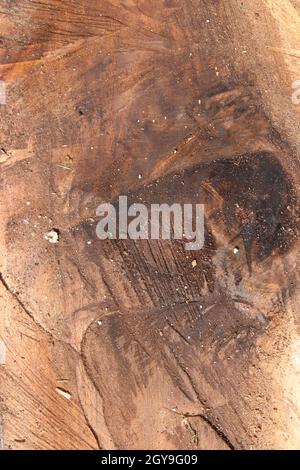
top-left (1, 0), bottom-right (300, 450)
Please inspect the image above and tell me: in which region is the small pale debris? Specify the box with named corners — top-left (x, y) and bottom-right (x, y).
top-left (233, 246), bottom-right (239, 254)
top-left (44, 229), bottom-right (59, 244)
top-left (97, 320), bottom-right (102, 326)
top-left (56, 387), bottom-right (71, 400)
top-left (192, 259), bottom-right (197, 268)
top-left (56, 164), bottom-right (71, 171)
top-left (138, 174), bottom-right (142, 180)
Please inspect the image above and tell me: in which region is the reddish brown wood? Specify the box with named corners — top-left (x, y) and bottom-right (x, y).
top-left (1, 0), bottom-right (300, 450)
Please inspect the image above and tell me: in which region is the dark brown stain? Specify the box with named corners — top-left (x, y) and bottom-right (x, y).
top-left (74, 150), bottom-right (299, 448)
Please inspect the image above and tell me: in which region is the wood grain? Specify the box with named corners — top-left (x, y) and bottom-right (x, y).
top-left (1, 0), bottom-right (300, 449)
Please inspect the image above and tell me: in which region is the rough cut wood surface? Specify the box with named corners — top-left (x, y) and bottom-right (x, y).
top-left (1, 0), bottom-right (300, 450)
